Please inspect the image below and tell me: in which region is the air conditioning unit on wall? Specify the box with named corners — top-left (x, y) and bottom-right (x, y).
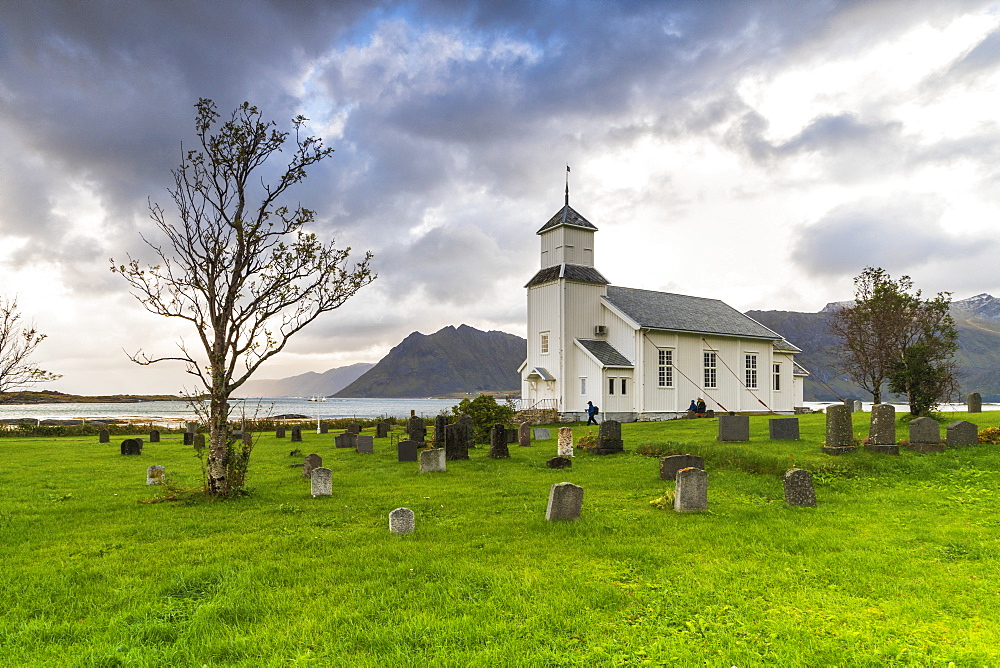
top-left (594, 325), bottom-right (608, 336)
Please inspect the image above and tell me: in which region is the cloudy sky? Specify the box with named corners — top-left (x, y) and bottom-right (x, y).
top-left (2, 0), bottom-right (1000, 395)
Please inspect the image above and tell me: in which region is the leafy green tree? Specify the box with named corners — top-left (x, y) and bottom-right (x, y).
top-left (113, 99), bottom-right (374, 497)
top-left (451, 394), bottom-right (514, 444)
top-left (830, 267), bottom-right (957, 413)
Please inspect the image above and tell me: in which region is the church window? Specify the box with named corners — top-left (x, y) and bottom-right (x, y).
top-left (580, 378), bottom-right (587, 395)
top-left (773, 363), bottom-right (781, 391)
top-left (541, 332), bottom-right (549, 354)
top-left (745, 354), bottom-right (758, 389)
top-left (704, 352), bottom-right (717, 389)
top-left (658, 349), bottom-right (673, 387)
top-left (608, 378), bottom-right (615, 395)
top-left (621, 378), bottom-right (627, 395)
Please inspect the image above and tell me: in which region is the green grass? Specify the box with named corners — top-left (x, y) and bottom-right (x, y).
top-left (2, 412), bottom-right (1000, 666)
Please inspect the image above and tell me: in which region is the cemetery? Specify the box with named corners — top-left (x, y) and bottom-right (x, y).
top-left (2, 409), bottom-right (1000, 665)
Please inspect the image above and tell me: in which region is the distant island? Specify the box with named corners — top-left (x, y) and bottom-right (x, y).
top-left (0, 390), bottom-right (187, 405)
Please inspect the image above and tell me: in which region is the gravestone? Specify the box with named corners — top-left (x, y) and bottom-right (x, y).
top-left (434, 415), bottom-right (447, 448)
top-left (389, 507), bottom-right (415, 535)
top-left (290, 426), bottom-right (302, 442)
top-left (946, 421), bottom-right (978, 447)
top-left (718, 414), bottom-right (750, 442)
top-left (397, 440), bottom-right (419, 462)
top-left (459, 414), bottom-right (473, 447)
top-left (146, 465), bottom-right (165, 485)
top-left (193, 434), bottom-right (205, 451)
top-left (276, 427), bottom-right (286, 439)
top-left (783, 468), bottom-right (816, 507)
top-left (685, 410), bottom-right (696, 419)
top-left (659, 454), bottom-right (704, 481)
top-left (768, 418), bottom-right (799, 441)
top-left (866, 404), bottom-right (899, 454)
top-left (303, 453), bottom-right (322, 478)
top-left (319, 423), bottom-right (329, 435)
top-left (186, 422), bottom-right (198, 434)
top-left (120, 438), bottom-right (142, 456)
top-left (704, 409), bottom-right (715, 418)
top-left (347, 423), bottom-right (361, 435)
top-left (968, 392), bottom-right (983, 413)
top-left (674, 468), bottom-right (708, 511)
top-left (596, 419), bottom-right (624, 455)
top-left (907, 417), bottom-right (944, 453)
top-left (232, 431), bottom-right (244, 441)
top-left (407, 416), bottom-right (426, 443)
top-left (419, 448), bottom-right (446, 473)
top-left (557, 427), bottom-right (574, 457)
top-left (822, 404), bottom-right (856, 454)
top-left (356, 434), bottom-right (374, 454)
top-left (545, 482), bottom-right (584, 521)
top-left (149, 430), bottom-right (160, 443)
top-left (853, 400), bottom-right (863, 412)
top-left (99, 429), bottom-right (110, 444)
top-left (546, 456), bottom-right (572, 469)
top-left (241, 432), bottom-right (252, 445)
top-left (506, 428), bottom-right (518, 445)
top-left (335, 432), bottom-right (357, 449)
top-left (519, 422), bottom-right (531, 447)
top-left (310, 468), bottom-right (332, 497)
top-left (843, 399), bottom-right (854, 413)
top-left (445, 423), bottom-right (469, 460)
top-left (489, 423), bottom-right (510, 459)
top-left (375, 421), bottom-right (390, 438)
top-left (533, 427), bottom-right (551, 441)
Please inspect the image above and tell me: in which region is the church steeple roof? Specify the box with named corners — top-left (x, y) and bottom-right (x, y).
top-left (535, 204), bottom-right (598, 235)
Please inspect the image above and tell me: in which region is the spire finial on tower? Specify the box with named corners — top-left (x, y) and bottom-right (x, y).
top-left (565, 164), bottom-right (570, 206)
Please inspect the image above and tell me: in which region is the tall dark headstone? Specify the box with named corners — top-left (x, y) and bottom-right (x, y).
top-left (319, 422), bottom-right (329, 435)
top-left (596, 420), bottom-right (624, 455)
top-left (506, 428), bottom-right (518, 445)
top-left (434, 415), bottom-right (447, 448)
top-left (275, 426), bottom-right (286, 439)
top-left (768, 418), bottom-right (799, 440)
top-left (459, 414), bottom-right (473, 447)
top-left (347, 423), bottom-right (361, 435)
top-left (718, 415), bottom-right (750, 442)
top-left (290, 426), bottom-right (302, 443)
top-left (397, 440), bottom-right (419, 462)
top-left (445, 423), bottom-right (469, 460)
top-left (518, 422), bottom-right (531, 447)
top-left (335, 432), bottom-right (357, 449)
top-left (149, 429), bottom-right (160, 443)
top-left (356, 434), bottom-right (374, 453)
top-left (968, 392), bottom-right (983, 413)
top-left (303, 453), bottom-right (322, 478)
top-left (193, 434), bottom-right (205, 451)
top-left (907, 417), bottom-right (944, 453)
top-left (183, 432), bottom-right (194, 446)
top-left (866, 404), bottom-right (899, 454)
top-left (489, 423), bottom-right (510, 458)
top-left (375, 421), bottom-right (390, 439)
top-left (822, 404), bottom-right (855, 455)
top-left (99, 429), bottom-right (110, 444)
top-left (407, 416), bottom-right (426, 443)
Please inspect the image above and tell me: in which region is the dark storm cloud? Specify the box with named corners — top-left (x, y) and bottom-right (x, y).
top-left (790, 196), bottom-right (990, 278)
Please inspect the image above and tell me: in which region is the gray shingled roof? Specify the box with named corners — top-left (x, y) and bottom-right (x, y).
top-left (772, 338), bottom-right (803, 353)
top-left (576, 339), bottom-right (633, 367)
top-left (525, 263), bottom-right (610, 288)
top-left (536, 205), bottom-right (598, 234)
top-left (603, 286), bottom-right (782, 340)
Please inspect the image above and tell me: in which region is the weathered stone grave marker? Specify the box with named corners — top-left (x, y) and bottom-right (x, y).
top-left (768, 418), bottom-right (799, 440)
top-left (866, 404), bottom-right (898, 454)
top-left (397, 440), bottom-right (419, 462)
top-left (303, 453), bottom-right (322, 478)
top-left (445, 423), bottom-right (469, 460)
top-left (519, 422), bottom-right (531, 447)
top-left (596, 420), bottom-right (624, 455)
top-left (533, 427), bottom-right (551, 441)
top-left (489, 423), bottom-right (510, 458)
top-left (99, 429), bottom-right (110, 444)
top-left (434, 415), bottom-right (447, 448)
top-left (389, 507), bottom-right (415, 535)
top-left (335, 432), bottom-right (357, 449)
top-left (674, 468), bottom-right (708, 511)
top-left (319, 422), bottom-right (329, 435)
top-left (968, 392), bottom-right (982, 413)
top-left (193, 434), bottom-right (205, 451)
top-left (946, 420), bottom-right (978, 447)
top-left (146, 465), bottom-right (165, 485)
top-left (275, 426), bottom-right (286, 439)
top-left (346, 423), bottom-right (361, 435)
top-left (375, 421), bottom-right (390, 439)
top-left (546, 456), bottom-right (572, 469)
top-left (907, 417), bottom-right (943, 453)
top-left (557, 427), bottom-right (573, 457)
top-left (822, 404), bottom-right (855, 454)
top-left (545, 482), bottom-right (584, 521)
top-left (310, 468), bottom-right (332, 497)
top-left (290, 426), bottom-right (302, 442)
top-left (407, 416), bottom-right (426, 443)
top-left (356, 434), bottom-right (374, 454)
top-left (419, 448), bottom-right (446, 473)
top-left (149, 430), bottom-right (160, 443)
top-left (120, 438), bottom-right (142, 456)
top-left (718, 414), bottom-right (750, 442)
top-left (784, 468), bottom-right (816, 506)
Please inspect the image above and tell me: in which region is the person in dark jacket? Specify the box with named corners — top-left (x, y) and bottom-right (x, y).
top-left (696, 398), bottom-right (706, 416)
top-left (688, 399), bottom-right (698, 412)
top-left (586, 401), bottom-right (599, 425)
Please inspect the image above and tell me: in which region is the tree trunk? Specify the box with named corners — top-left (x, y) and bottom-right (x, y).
top-left (207, 380), bottom-right (230, 496)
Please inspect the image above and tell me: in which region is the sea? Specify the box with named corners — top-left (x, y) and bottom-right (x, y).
top-left (0, 397), bottom-right (461, 427)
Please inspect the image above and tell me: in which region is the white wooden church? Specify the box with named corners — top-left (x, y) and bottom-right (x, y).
top-left (518, 196), bottom-right (807, 422)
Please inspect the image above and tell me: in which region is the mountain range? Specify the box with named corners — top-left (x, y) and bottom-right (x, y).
top-left (233, 362), bottom-right (375, 398)
top-left (748, 293), bottom-right (1000, 402)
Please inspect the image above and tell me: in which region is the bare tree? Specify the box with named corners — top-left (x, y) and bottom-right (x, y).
top-left (113, 99), bottom-right (375, 497)
top-left (0, 296), bottom-right (61, 392)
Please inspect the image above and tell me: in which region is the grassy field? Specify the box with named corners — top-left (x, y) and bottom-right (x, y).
top-left (2, 411), bottom-right (1000, 666)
